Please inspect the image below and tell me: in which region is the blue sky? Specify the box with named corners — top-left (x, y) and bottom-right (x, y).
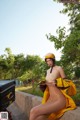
top-left (0, 0), bottom-right (69, 60)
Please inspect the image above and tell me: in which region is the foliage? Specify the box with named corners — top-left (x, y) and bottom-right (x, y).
top-left (13, 54), bottom-right (25, 79)
top-left (47, 2), bottom-right (80, 79)
top-left (0, 48), bottom-right (49, 83)
top-left (75, 67), bottom-right (80, 78)
top-left (18, 70), bottom-right (34, 81)
top-left (0, 48), bottom-right (15, 79)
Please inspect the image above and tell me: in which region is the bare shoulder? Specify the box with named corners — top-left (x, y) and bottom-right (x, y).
top-left (58, 66), bottom-right (63, 70)
top-left (56, 66), bottom-right (66, 78)
top-left (56, 66), bottom-right (64, 72)
top-left (55, 66), bottom-right (64, 71)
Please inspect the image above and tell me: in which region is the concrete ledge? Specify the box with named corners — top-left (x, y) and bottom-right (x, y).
top-left (8, 91), bottom-right (80, 120)
top-left (7, 102), bottom-right (27, 120)
top-left (15, 91), bottom-right (42, 119)
top-left (61, 107), bottom-right (80, 120)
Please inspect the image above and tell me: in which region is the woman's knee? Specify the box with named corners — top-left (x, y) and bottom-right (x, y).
top-left (35, 115), bottom-right (48, 120)
top-left (30, 107), bottom-right (39, 118)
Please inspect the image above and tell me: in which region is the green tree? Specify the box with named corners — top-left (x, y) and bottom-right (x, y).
top-left (0, 48), bottom-right (15, 79)
top-left (4, 48), bottom-right (15, 79)
top-left (13, 53), bottom-right (25, 79)
top-left (0, 55), bottom-right (8, 79)
top-left (47, 2), bottom-right (80, 78)
top-left (17, 55), bottom-right (47, 83)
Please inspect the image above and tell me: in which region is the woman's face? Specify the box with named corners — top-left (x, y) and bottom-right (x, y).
top-left (46, 58), bottom-right (54, 67)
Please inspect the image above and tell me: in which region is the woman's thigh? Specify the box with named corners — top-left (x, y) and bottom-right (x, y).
top-left (35, 115), bottom-right (49, 120)
top-left (31, 98), bottom-right (66, 116)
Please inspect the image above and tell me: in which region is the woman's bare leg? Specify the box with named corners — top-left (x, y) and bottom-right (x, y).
top-left (35, 115), bottom-right (49, 120)
top-left (29, 97), bottom-right (66, 120)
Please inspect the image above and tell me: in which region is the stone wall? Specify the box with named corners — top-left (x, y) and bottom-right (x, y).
top-left (15, 91), bottom-right (42, 119)
top-left (8, 91), bottom-right (80, 120)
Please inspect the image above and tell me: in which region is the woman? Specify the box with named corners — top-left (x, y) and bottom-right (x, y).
top-left (30, 53), bottom-right (76, 120)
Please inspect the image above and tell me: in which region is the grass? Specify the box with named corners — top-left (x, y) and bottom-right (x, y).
top-left (15, 85), bottom-right (43, 97)
top-left (72, 89), bottom-right (80, 106)
top-left (16, 86), bottom-right (32, 91)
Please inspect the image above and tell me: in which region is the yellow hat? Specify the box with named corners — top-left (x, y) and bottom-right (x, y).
top-left (45, 53), bottom-right (55, 59)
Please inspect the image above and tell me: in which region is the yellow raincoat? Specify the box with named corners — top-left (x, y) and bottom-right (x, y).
top-left (42, 78), bottom-right (77, 120)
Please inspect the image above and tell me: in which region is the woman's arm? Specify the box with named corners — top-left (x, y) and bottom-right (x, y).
top-left (58, 66), bottom-right (66, 79)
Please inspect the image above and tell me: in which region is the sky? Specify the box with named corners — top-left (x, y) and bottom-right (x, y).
top-left (0, 0), bottom-right (69, 60)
